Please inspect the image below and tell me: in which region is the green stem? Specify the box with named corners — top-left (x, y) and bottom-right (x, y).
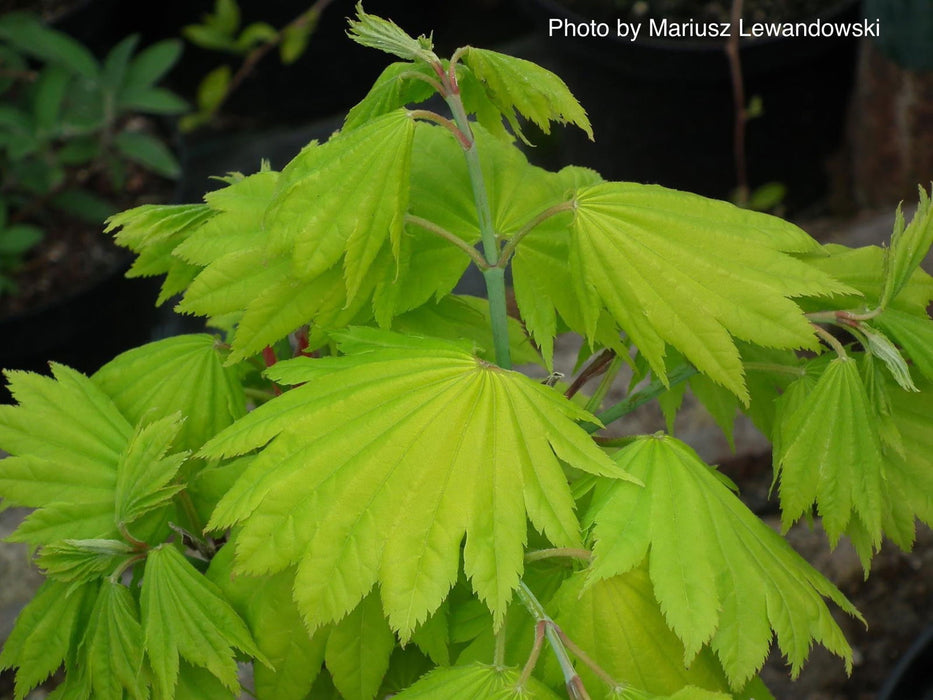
top-left (811, 323), bottom-right (848, 359)
top-left (524, 548), bottom-right (593, 564)
top-left (585, 355), bottom-right (624, 414)
top-left (494, 622), bottom-right (507, 667)
top-left (586, 363), bottom-right (698, 433)
top-left (445, 88), bottom-right (512, 369)
top-left (405, 214), bottom-right (487, 268)
top-left (515, 582), bottom-right (590, 699)
top-left (483, 266), bottom-right (512, 369)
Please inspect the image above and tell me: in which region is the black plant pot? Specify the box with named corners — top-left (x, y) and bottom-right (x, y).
top-left (878, 626), bottom-right (933, 700)
top-left (0, 258), bottom-right (163, 403)
top-left (516, 0), bottom-right (861, 213)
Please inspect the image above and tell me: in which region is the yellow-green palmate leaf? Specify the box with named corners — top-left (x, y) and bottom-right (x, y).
top-left (201, 331), bottom-right (633, 639)
top-left (140, 545), bottom-right (267, 697)
top-left (207, 540), bottom-right (328, 700)
top-left (774, 357), bottom-right (886, 548)
top-left (459, 47), bottom-right (592, 144)
top-left (92, 334), bottom-right (247, 453)
top-left (0, 579), bottom-right (99, 700)
top-left (263, 108), bottom-right (415, 303)
top-left (880, 185), bottom-right (933, 309)
top-left (775, 360), bottom-right (933, 568)
top-left (585, 434), bottom-right (860, 688)
top-left (566, 183), bottom-right (856, 401)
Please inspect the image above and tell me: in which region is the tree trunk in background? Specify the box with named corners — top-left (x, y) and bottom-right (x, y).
top-left (849, 41), bottom-right (933, 209)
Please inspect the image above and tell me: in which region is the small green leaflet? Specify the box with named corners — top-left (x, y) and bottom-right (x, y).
top-left (104, 203), bottom-right (213, 305)
top-left (114, 413), bottom-right (188, 526)
top-left (795, 243), bottom-right (933, 315)
top-left (140, 545), bottom-right (267, 697)
top-left (202, 337), bottom-right (632, 638)
top-left (585, 434), bottom-right (859, 686)
top-left (775, 357), bottom-right (885, 547)
top-left (0, 579), bottom-right (99, 700)
top-left (207, 541), bottom-right (328, 700)
top-left (460, 47), bottom-right (592, 143)
top-left (263, 108), bottom-right (414, 302)
top-left (93, 334), bottom-right (247, 453)
top-left (0, 365), bottom-right (131, 545)
top-left (880, 186), bottom-right (933, 309)
top-left (82, 581), bottom-right (149, 700)
top-left (392, 663), bottom-right (562, 699)
top-left (875, 308), bottom-right (933, 383)
top-left (36, 539), bottom-right (134, 584)
top-left (346, 3), bottom-right (436, 64)
top-left (567, 182), bottom-right (854, 401)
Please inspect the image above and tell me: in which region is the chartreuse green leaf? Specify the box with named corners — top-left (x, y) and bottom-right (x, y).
top-left (82, 580), bottom-right (148, 700)
top-left (202, 340), bottom-right (630, 639)
top-left (175, 663), bottom-right (237, 700)
top-left (207, 540), bottom-right (328, 700)
top-left (586, 435), bottom-right (859, 686)
top-left (173, 169), bottom-right (279, 265)
top-left (391, 295), bottom-right (541, 366)
top-left (93, 334), bottom-right (246, 453)
top-left (0, 579), bottom-right (99, 700)
top-left (227, 257), bottom-right (386, 363)
top-left (550, 569), bottom-right (760, 698)
top-left (344, 62), bottom-right (438, 132)
top-left (880, 186), bottom-right (933, 309)
top-left (0, 365), bottom-right (131, 544)
top-left (567, 182), bottom-right (854, 401)
top-left (460, 47), bottom-right (592, 143)
top-left (104, 203), bottom-right (213, 304)
top-left (36, 538), bottom-right (134, 584)
top-left (263, 108), bottom-right (415, 302)
top-left (346, 2), bottom-right (436, 63)
top-left (875, 308), bottom-right (933, 383)
top-left (775, 357), bottom-right (886, 548)
top-left (325, 592), bottom-right (396, 700)
top-left (886, 378), bottom-right (933, 530)
top-left (114, 413), bottom-right (188, 526)
top-left (141, 545), bottom-right (266, 696)
top-left (393, 663), bottom-right (562, 699)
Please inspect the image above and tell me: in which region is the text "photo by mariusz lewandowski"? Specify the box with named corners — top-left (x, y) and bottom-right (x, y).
top-left (548, 16), bottom-right (881, 41)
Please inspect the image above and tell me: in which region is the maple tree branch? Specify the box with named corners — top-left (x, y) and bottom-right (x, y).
top-left (445, 81), bottom-right (512, 369)
top-left (565, 349), bottom-right (615, 399)
top-left (587, 363), bottom-right (698, 433)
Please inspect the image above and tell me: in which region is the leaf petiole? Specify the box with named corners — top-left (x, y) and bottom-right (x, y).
top-left (405, 214), bottom-right (488, 268)
top-left (497, 200), bottom-right (576, 268)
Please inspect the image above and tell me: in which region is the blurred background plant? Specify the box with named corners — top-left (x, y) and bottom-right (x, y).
top-left (180, 0), bottom-right (335, 131)
top-left (0, 10), bottom-right (186, 300)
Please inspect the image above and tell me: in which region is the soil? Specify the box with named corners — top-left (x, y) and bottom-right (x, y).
top-left (0, 160), bottom-right (175, 321)
top-left (552, 0), bottom-right (844, 23)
